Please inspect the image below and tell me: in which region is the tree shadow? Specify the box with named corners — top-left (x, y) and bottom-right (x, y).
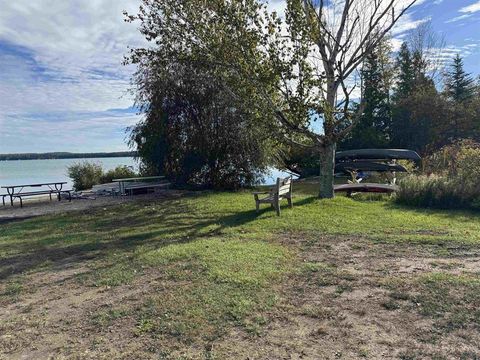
top-left (0, 194), bottom-right (317, 280)
top-left (382, 201), bottom-right (480, 222)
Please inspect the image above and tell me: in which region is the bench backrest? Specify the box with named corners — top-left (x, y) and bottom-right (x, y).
top-left (275, 177), bottom-right (292, 196)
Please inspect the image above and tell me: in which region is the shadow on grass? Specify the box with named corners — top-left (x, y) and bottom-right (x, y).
top-left (382, 201), bottom-right (480, 222)
top-left (0, 194), bottom-right (316, 280)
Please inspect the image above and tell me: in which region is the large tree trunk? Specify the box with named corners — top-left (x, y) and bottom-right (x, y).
top-left (318, 142), bottom-right (336, 198)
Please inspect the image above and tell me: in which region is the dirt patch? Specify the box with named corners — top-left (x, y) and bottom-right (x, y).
top-left (1, 232), bottom-right (480, 359)
top-left (211, 234), bottom-right (480, 359)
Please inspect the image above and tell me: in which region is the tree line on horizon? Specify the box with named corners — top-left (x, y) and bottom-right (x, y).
top-left (0, 151), bottom-right (137, 161)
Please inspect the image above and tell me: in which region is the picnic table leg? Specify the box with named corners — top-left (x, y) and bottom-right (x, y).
top-left (7, 188), bottom-right (14, 207)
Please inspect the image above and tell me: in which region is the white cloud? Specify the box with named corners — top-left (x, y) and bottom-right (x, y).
top-left (446, 14), bottom-right (474, 23)
top-left (446, 0), bottom-right (480, 22)
top-left (459, 1), bottom-right (480, 13)
top-left (0, 0), bottom-right (146, 152)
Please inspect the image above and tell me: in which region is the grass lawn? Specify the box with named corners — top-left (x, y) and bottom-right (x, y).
top-left (1, 181), bottom-right (480, 359)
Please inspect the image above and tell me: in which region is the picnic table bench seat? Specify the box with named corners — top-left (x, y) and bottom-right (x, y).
top-left (124, 182), bottom-right (170, 196)
top-left (12, 189), bottom-right (72, 207)
top-left (1, 182), bottom-right (71, 207)
top-left (112, 176), bottom-right (170, 196)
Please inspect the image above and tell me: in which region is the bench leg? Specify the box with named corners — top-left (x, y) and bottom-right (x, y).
top-left (287, 196), bottom-right (292, 208)
top-left (49, 193), bottom-right (52, 201)
top-left (19, 197), bottom-right (23, 208)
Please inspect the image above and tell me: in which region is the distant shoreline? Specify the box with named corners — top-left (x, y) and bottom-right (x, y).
top-left (0, 151), bottom-right (137, 161)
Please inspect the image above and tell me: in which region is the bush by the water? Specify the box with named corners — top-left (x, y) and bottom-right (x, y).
top-left (100, 166), bottom-right (136, 184)
top-left (67, 162), bottom-right (137, 191)
top-left (395, 141), bottom-right (480, 210)
top-left (67, 162), bottom-right (103, 191)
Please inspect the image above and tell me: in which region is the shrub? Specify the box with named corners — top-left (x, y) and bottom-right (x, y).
top-left (425, 139), bottom-right (480, 177)
top-left (67, 163), bottom-right (138, 191)
top-left (395, 141), bottom-right (480, 210)
top-left (100, 166), bottom-right (137, 184)
top-left (67, 162), bottom-right (103, 191)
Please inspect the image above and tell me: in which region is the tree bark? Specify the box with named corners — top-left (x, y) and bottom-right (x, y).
top-left (318, 142), bottom-right (336, 198)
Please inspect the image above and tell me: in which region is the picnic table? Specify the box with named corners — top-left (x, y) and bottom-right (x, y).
top-left (112, 176), bottom-right (167, 196)
top-left (1, 181), bottom-right (71, 207)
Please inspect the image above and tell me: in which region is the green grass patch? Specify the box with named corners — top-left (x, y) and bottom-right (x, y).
top-left (1, 180), bottom-right (480, 347)
top-left (91, 306), bottom-right (131, 327)
top-left (137, 238), bottom-right (290, 341)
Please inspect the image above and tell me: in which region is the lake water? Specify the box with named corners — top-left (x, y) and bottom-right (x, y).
top-left (0, 157), bottom-right (293, 191)
top-left (0, 157), bottom-right (138, 190)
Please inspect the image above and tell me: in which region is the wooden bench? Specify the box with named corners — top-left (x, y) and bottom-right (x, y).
top-left (253, 177), bottom-right (292, 216)
top-left (12, 190), bottom-right (72, 208)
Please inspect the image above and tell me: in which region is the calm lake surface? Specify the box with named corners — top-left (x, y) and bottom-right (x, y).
top-left (0, 157), bottom-right (138, 190)
top-left (0, 157), bottom-right (292, 190)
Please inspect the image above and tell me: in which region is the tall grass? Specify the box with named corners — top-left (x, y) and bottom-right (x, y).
top-left (395, 141), bottom-right (480, 210)
top-left (395, 175), bottom-right (479, 210)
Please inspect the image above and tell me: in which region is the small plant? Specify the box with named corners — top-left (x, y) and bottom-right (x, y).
top-left (67, 161), bottom-right (103, 191)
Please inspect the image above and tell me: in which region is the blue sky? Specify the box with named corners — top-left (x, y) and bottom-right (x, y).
top-left (0, 0), bottom-right (479, 154)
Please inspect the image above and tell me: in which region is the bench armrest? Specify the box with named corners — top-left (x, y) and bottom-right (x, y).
top-left (252, 191), bottom-right (270, 195)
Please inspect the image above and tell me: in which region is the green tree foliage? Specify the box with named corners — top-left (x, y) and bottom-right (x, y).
top-left (440, 54), bottom-right (478, 142)
top-left (395, 43), bottom-right (415, 99)
top-left (390, 41), bottom-right (444, 155)
top-left (129, 64), bottom-right (273, 189)
top-left (444, 54), bottom-right (475, 103)
top-left (125, 0), bottom-right (416, 198)
top-left (340, 40), bottom-right (393, 150)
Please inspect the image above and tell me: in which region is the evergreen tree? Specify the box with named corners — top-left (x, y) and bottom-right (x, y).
top-left (441, 55), bottom-right (477, 141)
top-left (394, 43), bottom-right (414, 99)
top-left (390, 41), bottom-right (441, 155)
top-left (444, 54), bottom-right (475, 103)
top-left (340, 40), bottom-right (393, 149)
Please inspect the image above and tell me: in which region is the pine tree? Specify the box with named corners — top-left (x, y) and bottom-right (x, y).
top-left (340, 40), bottom-right (393, 149)
top-left (390, 42), bottom-right (441, 154)
top-left (444, 54), bottom-right (475, 103)
top-left (394, 42), bottom-right (414, 99)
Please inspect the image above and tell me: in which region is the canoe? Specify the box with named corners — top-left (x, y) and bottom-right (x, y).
top-left (336, 149), bottom-right (421, 162)
top-left (334, 183), bottom-right (399, 193)
top-left (335, 161), bottom-right (407, 174)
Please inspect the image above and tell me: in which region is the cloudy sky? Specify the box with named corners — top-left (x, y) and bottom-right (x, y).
top-left (0, 0), bottom-right (479, 154)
